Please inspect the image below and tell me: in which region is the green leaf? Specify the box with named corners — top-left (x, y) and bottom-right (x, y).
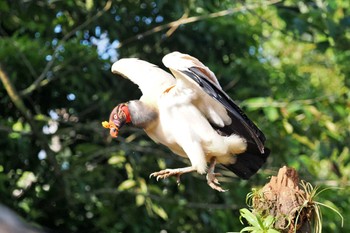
top-left (151, 204), bottom-right (168, 220)
top-left (135, 194), bottom-right (145, 206)
top-left (263, 215), bottom-right (275, 228)
top-left (282, 120), bottom-right (293, 134)
top-left (286, 102), bottom-right (302, 114)
top-left (85, 0), bottom-right (93, 10)
top-left (108, 155), bottom-right (126, 165)
top-left (117, 180), bottom-right (136, 191)
top-left (12, 121), bottom-right (23, 131)
top-left (243, 97), bottom-right (268, 110)
top-left (240, 226), bottom-right (258, 233)
top-left (17, 171), bottom-right (37, 189)
top-left (264, 107), bottom-right (279, 122)
top-left (292, 134), bottom-right (315, 149)
top-left (34, 114), bottom-right (50, 121)
top-left (240, 208), bottom-right (260, 228)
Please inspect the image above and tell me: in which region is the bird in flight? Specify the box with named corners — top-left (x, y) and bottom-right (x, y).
top-left (102, 52), bottom-right (270, 192)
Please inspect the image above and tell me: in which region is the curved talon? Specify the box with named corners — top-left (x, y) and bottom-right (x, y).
top-left (150, 169), bottom-right (179, 182)
top-left (149, 167), bottom-right (196, 185)
top-left (208, 182), bottom-right (228, 192)
top-left (207, 172), bottom-right (227, 192)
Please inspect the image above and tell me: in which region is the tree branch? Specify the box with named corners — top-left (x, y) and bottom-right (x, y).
top-left (0, 64), bottom-right (30, 119)
top-left (0, 63), bottom-right (62, 178)
top-left (117, 0), bottom-right (281, 49)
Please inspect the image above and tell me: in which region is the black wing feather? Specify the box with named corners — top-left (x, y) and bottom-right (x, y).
top-left (181, 68), bottom-right (270, 179)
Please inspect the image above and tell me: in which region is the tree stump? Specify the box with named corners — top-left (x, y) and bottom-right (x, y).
top-left (251, 166), bottom-right (312, 233)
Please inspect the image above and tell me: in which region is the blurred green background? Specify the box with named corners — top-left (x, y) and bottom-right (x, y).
top-left (0, 0), bottom-right (349, 232)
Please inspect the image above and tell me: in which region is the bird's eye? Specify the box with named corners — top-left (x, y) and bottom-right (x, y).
top-left (113, 114), bottom-right (118, 120)
top-left (112, 128), bottom-right (116, 132)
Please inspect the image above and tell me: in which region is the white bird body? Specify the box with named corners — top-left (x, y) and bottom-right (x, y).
top-left (104, 51), bottom-right (269, 191)
top-left (144, 82), bottom-right (247, 174)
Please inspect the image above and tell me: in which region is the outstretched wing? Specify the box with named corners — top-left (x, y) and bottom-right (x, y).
top-left (163, 52), bottom-right (269, 179)
top-left (111, 58), bottom-right (176, 103)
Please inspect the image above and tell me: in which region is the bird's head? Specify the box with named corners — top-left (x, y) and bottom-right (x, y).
top-left (102, 103), bottom-right (131, 138)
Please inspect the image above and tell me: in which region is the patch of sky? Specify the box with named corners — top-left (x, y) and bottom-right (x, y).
top-left (95, 26), bottom-right (101, 37)
top-left (46, 55), bottom-right (52, 61)
top-left (49, 110), bottom-right (59, 120)
top-left (61, 161), bottom-right (70, 170)
top-left (54, 24), bottom-right (62, 34)
top-left (38, 150), bottom-right (47, 160)
top-left (143, 16), bottom-right (152, 25)
top-left (91, 31), bottom-right (119, 62)
top-left (56, 11), bottom-right (63, 17)
top-left (155, 15), bottom-right (164, 23)
top-left (248, 46), bottom-right (256, 55)
top-left (52, 38), bottom-right (58, 46)
top-left (67, 93), bottom-right (76, 101)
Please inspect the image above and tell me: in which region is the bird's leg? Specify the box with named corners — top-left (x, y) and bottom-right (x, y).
top-left (150, 166), bottom-right (197, 185)
top-left (206, 157), bottom-right (227, 192)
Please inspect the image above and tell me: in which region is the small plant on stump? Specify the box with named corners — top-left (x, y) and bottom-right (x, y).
top-left (239, 166), bottom-right (343, 233)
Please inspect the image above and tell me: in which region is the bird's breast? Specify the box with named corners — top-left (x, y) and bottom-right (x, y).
top-left (144, 99), bottom-right (224, 158)
top-left (144, 123), bottom-right (187, 157)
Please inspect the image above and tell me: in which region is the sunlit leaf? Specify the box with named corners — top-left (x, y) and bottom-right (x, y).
top-left (292, 134), bottom-right (315, 149)
top-left (85, 0), bottom-right (93, 10)
top-left (239, 208), bottom-right (260, 228)
top-left (242, 97), bottom-right (268, 110)
top-left (263, 215), bottom-right (275, 228)
top-left (240, 226), bottom-right (258, 232)
top-left (12, 121), bottom-right (23, 131)
top-left (136, 194), bottom-right (145, 206)
top-left (282, 119), bottom-right (293, 134)
top-left (264, 107), bottom-right (279, 122)
top-left (17, 171), bottom-right (37, 189)
top-left (108, 155), bottom-right (126, 165)
top-left (117, 180), bottom-right (136, 191)
top-left (151, 204), bottom-right (168, 220)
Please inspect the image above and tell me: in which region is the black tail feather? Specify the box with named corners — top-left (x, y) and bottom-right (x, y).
top-left (223, 147), bottom-right (270, 180)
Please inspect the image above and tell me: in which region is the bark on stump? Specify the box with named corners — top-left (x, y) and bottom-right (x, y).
top-left (252, 166), bottom-right (312, 233)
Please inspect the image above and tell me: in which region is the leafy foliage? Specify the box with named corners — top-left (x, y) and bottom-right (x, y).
top-left (240, 208), bottom-right (279, 233)
top-left (0, 0), bottom-right (349, 232)
top-left (241, 179), bottom-right (344, 233)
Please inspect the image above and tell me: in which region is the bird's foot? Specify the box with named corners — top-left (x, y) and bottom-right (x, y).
top-left (206, 172), bottom-right (227, 192)
top-left (150, 169), bottom-right (182, 185)
top-left (150, 167), bottom-right (196, 185)
top-left (206, 157), bottom-right (228, 192)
